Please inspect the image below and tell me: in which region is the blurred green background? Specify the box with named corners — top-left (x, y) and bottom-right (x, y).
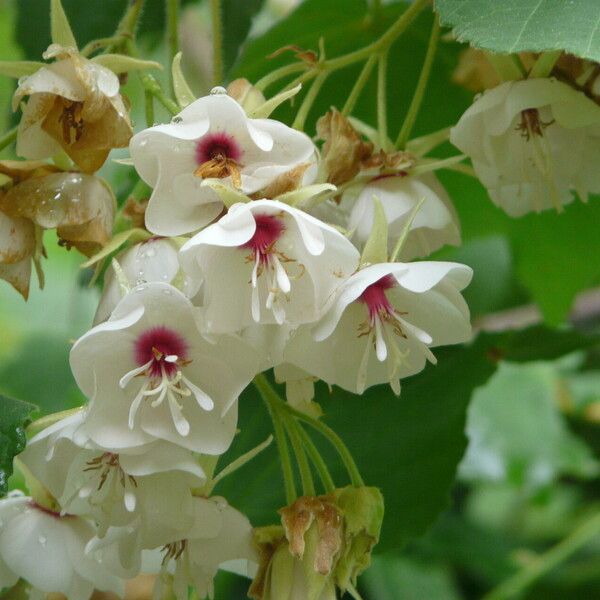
top-left (1, 1), bottom-right (599, 598)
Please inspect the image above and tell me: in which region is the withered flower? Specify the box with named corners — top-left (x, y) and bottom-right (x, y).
top-left (316, 109), bottom-right (374, 187)
top-left (14, 44), bottom-right (133, 173)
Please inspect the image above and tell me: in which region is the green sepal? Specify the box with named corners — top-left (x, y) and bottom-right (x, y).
top-left (249, 84), bottom-right (303, 119)
top-left (80, 228), bottom-right (152, 268)
top-left (360, 195), bottom-right (388, 266)
top-left (92, 54), bottom-right (162, 74)
top-left (277, 183), bottom-right (336, 208)
top-left (201, 179), bottom-right (251, 208)
top-left (0, 61), bottom-right (45, 79)
top-left (50, 0), bottom-right (77, 50)
top-left (171, 52), bottom-right (195, 108)
top-left (333, 486), bottom-right (384, 593)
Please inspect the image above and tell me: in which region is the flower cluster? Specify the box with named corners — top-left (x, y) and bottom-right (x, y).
top-left (1, 81), bottom-right (473, 598)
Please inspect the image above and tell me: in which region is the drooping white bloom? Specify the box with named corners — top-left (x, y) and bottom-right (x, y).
top-left (155, 496), bottom-right (257, 600)
top-left (346, 173), bottom-right (461, 260)
top-left (130, 91), bottom-right (317, 236)
top-left (180, 200), bottom-right (360, 333)
top-left (14, 44), bottom-right (132, 173)
top-left (70, 282), bottom-right (258, 453)
top-left (450, 77), bottom-right (600, 216)
top-left (282, 262), bottom-right (472, 394)
top-left (94, 237), bottom-right (200, 324)
top-left (20, 412), bottom-right (206, 562)
top-left (0, 491), bottom-right (123, 600)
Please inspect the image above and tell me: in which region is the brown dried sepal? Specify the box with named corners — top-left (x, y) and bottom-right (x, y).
top-left (280, 494), bottom-right (343, 576)
top-left (361, 148), bottom-right (415, 174)
top-left (316, 109), bottom-right (373, 187)
top-left (268, 45), bottom-right (318, 66)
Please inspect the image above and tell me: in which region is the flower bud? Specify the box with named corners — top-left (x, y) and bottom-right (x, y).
top-left (227, 78), bottom-right (266, 114)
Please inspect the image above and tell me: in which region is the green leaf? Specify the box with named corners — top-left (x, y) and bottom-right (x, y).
top-left (435, 0), bottom-right (600, 63)
top-left (460, 362), bottom-right (598, 489)
top-left (50, 0), bottom-right (77, 49)
top-left (510, 199), bottom-right (600, 325)
top-left (0, 395), bottom-right (37, 495)
top-left (223, 0), bottom-right (265, 76)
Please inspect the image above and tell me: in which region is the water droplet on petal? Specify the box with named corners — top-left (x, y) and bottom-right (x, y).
top-left (38, 535), bottom-right (47, 546)
top-left (210, 86), bottom-right (227, 95)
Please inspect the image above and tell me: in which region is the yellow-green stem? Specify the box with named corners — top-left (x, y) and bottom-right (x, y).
top-left (261, 0), bottom-right (430, 93)
top-left (396, 15), bottom-right (440, 148)
top-left (377, 51), bottom-right (390, 150)
top-left (282, 402), bottom-right (365, 488)
top-left (295, 422), bottom-right (336, 493)
top-left (292, 71), bottom-right (329, 130)
top-left (284, 417), bottom-right (316, 496)
top-left (342, 55), bottom-right (377, 116)
top-left (254, 374), bottom-right (297, 504)
top-left (106, 0), bottom-right (146, 53)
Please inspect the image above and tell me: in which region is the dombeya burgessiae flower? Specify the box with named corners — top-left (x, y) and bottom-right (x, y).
top-left (0, 491), bottom-right (124, 600)
top-left (450, 77), bottom-right (600, 216)
top-left (283, 261), bottom-right (472, 394)
top-left (180, 200), bottom-right (360, 333)
top-left (130, 91), bottom-right (317, 236)
top-left (70, 282), bottom-right (258, 453)
top-left (14, 44), bottom-right (132, 173)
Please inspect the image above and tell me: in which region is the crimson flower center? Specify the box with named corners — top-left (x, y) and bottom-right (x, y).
top-left (134, 326), bottom-right (189, 379)
top-left (195, 132), bottom-right (242, 165)
top-left (241, 213), bottom-right (286, 264)
top-left (358, 275), bottom-right (397, 324)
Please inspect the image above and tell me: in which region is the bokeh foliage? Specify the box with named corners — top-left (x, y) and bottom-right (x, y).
top-left (0, 0), bottom-right (599, 598)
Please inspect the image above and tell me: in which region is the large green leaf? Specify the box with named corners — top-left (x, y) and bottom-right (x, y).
top-left (435, 0), bottom-right (600, 62)
top-left (0, 394), bottom-right (37, 495)
top-left (460, 362), bottom-right (598, 489)
top-left (223, 0), bottom-right (265, 76)
top-left (361, 554), bottom-right (462, 600)
top-left (510, 199), bottom-right (600, 325)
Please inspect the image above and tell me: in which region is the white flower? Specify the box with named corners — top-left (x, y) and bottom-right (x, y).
top-left (180, 200), bottom-right (360, 333)
top-left (94, 237), bottom-right (200, 324)
top-left (282, 262), bottom-right (472, 394)
top-left (450, 78), bottom-right (600, 216)
top-left (130, 91), bottom-right (317, 236)
top-left (70, 282), bottom-right (258, 453)
top-left (0, 491), bottom-right (123, 600)
top-left (14, 44), bottom-right (132, 173)
top-left (20, 413), bottom-right (206, 558)
top-left (346, 173), bottom-right (461, 260)
top-left (155, 496), bottom-right (257, 600)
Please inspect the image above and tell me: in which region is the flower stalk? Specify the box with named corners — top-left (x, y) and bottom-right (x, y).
top-left (396, 14), bottom-right (440, 148)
